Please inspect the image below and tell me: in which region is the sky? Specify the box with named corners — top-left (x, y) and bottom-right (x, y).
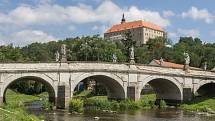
top-left (0, 0), bottom-right (215, 46)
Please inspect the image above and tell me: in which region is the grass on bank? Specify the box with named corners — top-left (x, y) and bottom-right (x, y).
top-left (181, 97), bottom-right (215, 112)
top-left (0, 89), bottom-right (45, 121)
top-left (5, 89), bottom-right (40, 107)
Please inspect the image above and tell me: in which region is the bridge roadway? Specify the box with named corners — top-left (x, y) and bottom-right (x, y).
top-left (0, 62), bottom-right (215, 108)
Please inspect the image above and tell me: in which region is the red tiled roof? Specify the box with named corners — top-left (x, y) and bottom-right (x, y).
top-left (105, 20), bottom-right (163, 33)
top-left (153, 60), bottom-right (184, 69)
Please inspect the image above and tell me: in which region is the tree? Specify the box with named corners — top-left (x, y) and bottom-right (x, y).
top-left (22, 43), bottom-right (52, 62)
top-left (135, 46), bottom-right (151, 64)
top-left (63, 36), bottom-right (126, 62)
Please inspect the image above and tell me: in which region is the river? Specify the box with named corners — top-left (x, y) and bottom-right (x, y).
top-left (26, 101), bottom-right (215, 121)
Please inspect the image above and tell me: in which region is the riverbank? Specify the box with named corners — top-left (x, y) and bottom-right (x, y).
top-left (72, 91), bottom-right (215, 116)
top-left (70, 93), bottom-right (167, 113)
top-left (181, 97), bottom-right (215, 114)
top-left (0, 90), bottom-right (43, 121)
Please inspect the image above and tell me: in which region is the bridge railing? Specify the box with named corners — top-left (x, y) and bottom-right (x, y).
top-left (0, 61), bottom-right (209, 72)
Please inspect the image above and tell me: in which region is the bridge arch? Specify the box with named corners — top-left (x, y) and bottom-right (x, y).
top-left (2, 73), bottom-right (57, 104)
top-left (139, 75), bottom-right (183, 103)
top-left (195, 80), bottom-right (215, 97)
top-left (71, 72), bottom-right (126, 100)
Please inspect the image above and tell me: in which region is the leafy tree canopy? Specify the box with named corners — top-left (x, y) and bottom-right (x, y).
top-left (0, 35), bottom-right (214, 70)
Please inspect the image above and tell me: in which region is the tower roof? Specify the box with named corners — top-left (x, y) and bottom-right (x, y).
top-left (105, 20), bottom-right (163, 33)
top-left (121, 13), bottom-right (126, 24)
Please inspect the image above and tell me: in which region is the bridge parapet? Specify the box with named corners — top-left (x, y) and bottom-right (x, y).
top-left (0, 62), bottom-right (214, 79)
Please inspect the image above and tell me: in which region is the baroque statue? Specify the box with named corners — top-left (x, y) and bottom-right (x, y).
top-left (61, 44), bottom-right (67, 56)
top-left (112, 53), bottom-right (117, 63)
top-left (130, 45), bottom-right (134, 59)
top-left (61, 44), bottom-right (67, 62)
top-left (55, 51), bottom-right (60, 62)
top-left (184, 52), bottom-right (190, 65)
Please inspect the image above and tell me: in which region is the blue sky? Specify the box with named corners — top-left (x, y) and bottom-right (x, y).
top-left (0, 0), bottom-right (215, 46)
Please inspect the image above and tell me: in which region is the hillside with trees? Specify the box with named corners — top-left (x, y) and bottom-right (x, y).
top-left (0, 35), bottom-right (215, 70)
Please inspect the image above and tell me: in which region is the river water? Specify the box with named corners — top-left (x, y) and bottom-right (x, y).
top-left (26, 102), bottom-right (215, 121)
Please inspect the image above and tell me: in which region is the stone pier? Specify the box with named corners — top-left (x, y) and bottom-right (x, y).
top-left (57, 85), bottom-right (70, 109)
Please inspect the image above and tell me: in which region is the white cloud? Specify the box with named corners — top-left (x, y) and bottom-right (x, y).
top-left (92, 25), bottom-right (108, 33)
top-left (177, 28), bottom-right (200, 38)
top-left (0, 0), bottom-right (170, 46)
top-left (182, 6), bottom-right (215, 24)
top-left (38, 0), bottom-right (52, 4)
top-left (168, 28), bottom-right (200, 40)
top-left (92, 25), bottom-right (99, 31)
top-left (0, 30), bottom-right (57, 46)
top-left (0, 0), bottom-right (170, 27)
top-left (125, 6), bottom-right (170, 27)
top-left (167, 29), bottom-right (200, 43)
top-left (163, 10), bottom-right (175, 17)
top-left (0, 13), bottom-right (12, 23)
top-left (168, 32), bottom-right (177, 38)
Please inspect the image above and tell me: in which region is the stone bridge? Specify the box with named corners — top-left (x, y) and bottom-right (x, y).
top-left (0, 62), bottom-right (215, 108)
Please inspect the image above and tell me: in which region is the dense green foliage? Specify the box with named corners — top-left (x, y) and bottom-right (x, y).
top-left (69, 94), bottom-right (160, 113)
top-left (0, 35), bottom-right (214, 69)
top-left (134, 37), bottom-right (215, 69)
top-left (69, 99), bottom-right (84, 113)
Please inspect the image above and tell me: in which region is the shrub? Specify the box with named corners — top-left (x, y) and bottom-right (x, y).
top-left (198, 106), bottom-right (210, 112)
top-left (69, 99), bottom-right (84, 113)
top-left (110, 101), bottom-right (120, 111)
top-left (119, 101), bottom-right (127, 110)
top-left (159, 100), bottom-right (167, 109)
top-left (119, 99), bottom-right (140, 110)
top-left (41, 100), bottom-right (54, 110)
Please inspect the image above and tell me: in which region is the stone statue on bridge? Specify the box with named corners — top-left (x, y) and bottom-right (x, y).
top-left (112, 53), bottom-right (117, 63)
top-left (55, 51), bottom-right (60, 62)
top-left (184, 52), bottom-right (190, 71)
top-left (61, 44), bottom-right (67, 56)
top-left (184, 52), bottom-right (190, 65)
top-left (129, 45), bottom-right (135, 64)
top-left (61, 44), bottom-right (67, 62)
top-left (204, 62), bottom-right (207, 71)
